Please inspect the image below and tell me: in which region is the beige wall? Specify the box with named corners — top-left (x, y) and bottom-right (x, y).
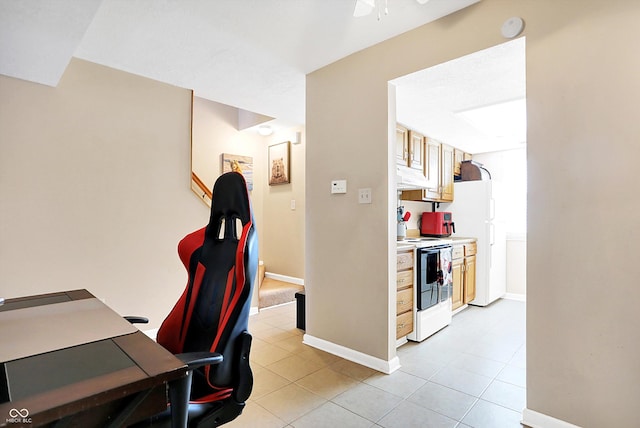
top-left (506, 238), bottom-right (526, 297)
top-left (191, 97), bottom-right (305, 280)
top-left (191, 97), bottom-right (266, 259)
top-left (0, 60), bottom-right (305, 330)
top-left (0, 58), bottom-right (205, 330)
top-left (261, 130), bottom-right (305, 279)
top-left (306, 0), bottom-right (640, 426)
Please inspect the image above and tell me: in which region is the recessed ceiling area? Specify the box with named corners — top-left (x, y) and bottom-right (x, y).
top-left (392, 38), bottom-right (526, 154)
top-left (0, 0), bottom-right (481, 131)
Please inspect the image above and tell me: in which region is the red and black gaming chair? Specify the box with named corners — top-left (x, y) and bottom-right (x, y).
top-left (143, 171), bottom-right (258, 427)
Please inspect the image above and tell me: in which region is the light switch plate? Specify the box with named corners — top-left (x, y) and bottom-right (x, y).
top-left (331, 180), bottom-right (347, 194)
top-left (358, 188), bottom-right (372, 204)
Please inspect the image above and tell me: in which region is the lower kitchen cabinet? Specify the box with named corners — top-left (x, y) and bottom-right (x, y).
top-left (463, 242), bottom-right (477, 304)
top-left (451, 246), bottom-right (464, 311)
top-left (396, 249), bottom-right (414, 340)
top-left (452, 241), bottom-right (477, 311)
top-left (396, 311), bottom-right (413, 339)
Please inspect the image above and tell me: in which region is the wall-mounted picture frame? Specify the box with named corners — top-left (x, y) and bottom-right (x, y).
top-left (268, 141), bottom-right (290, 185)
top-left (222, 153), bottom-right (253, 190)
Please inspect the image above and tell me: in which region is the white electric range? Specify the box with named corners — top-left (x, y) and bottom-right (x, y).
top-left (398, 237), bottom-right (453, 342)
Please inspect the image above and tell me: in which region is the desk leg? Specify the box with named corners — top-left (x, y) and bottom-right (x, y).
top-left (169, 372), bottom-right (192, 428)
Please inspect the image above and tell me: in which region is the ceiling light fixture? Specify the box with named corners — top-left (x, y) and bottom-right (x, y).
top-left (353, 0), bottom-right (375, 17)
top-left (257, 125), bottom-right (273, 136)
top-left (354, 0), bottom-right (429, 18)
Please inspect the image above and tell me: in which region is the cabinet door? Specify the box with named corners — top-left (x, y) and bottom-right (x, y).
top-left (424, 138), bottom-right (441, 200)
top-left (454, 149), bottom-right (463, 176)
top-left (396, 125), bottom-right (409, 166)
top-left (464, 255), bottom-right (477, 303)
top-left (408, 130), bottom-right (424, 171)
top-left (451, 258), bottom-right (464, 310)
top-left (440, 144), bottom-right (454, 202)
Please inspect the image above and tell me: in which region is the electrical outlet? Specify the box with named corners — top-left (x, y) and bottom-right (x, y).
top-left (358, 188), bottom-right (372, 204)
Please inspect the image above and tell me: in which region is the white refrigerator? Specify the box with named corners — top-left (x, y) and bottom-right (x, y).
top-left (444, 180), bottom-right (506, 306)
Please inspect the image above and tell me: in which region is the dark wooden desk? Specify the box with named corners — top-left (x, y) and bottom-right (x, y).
top-left (0, 290), bottom-right (188, 428)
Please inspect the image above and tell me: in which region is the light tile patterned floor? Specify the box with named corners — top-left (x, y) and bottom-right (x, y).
top-left (226, 299), bottom-right (526, 428)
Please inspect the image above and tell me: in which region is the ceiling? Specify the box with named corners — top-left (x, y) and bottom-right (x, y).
top-left (393, 37), bottom-right (526, 154)
top-left (0, 0), bottom-right (525, 154)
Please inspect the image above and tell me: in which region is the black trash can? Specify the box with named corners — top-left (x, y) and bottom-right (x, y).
top-left (295, 290), bottom-right (305, 330)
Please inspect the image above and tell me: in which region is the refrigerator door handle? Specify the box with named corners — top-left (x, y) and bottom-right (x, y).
top-left (489, 222), bottom-right (495, 246)
top-left (490, 198), bottom-right (496, 221)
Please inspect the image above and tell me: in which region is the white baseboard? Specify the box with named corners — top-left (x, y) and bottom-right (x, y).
top-left (503, 293), bottom-right (526, 302)
top-left (303, 334), bottom-right (400, 374)
top-left (265, 272), bottom-right (304, 286)
top-left (250, 306), bottom-right (259, 316)
top-left (522, 408), bottom-right (582, 428)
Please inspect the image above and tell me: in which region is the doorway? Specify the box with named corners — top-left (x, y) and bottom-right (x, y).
top-left (390, 37), bottom-right (527, 325)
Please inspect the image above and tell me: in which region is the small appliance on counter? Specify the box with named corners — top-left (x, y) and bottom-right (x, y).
top-left (420, 211), bottom-right (455, 237)
top-left (458, 160), bottom-right (491, 181)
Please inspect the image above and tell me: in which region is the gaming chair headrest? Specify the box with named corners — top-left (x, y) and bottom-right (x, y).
top-left (205, 172), bottom-right (252, 241)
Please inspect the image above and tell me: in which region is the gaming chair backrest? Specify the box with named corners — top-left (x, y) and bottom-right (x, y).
top-left (157, 172), bottom-right (257, 396)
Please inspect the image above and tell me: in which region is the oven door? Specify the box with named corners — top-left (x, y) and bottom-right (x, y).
top-left (417, 248), bottom-right (441, 311)
top-left (439, 246), bottom-right (453, 303)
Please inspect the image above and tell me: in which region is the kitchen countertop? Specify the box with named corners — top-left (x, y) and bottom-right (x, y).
top-left (396, 236), bottom-right (476, 250)
top-left (449, 236), bottom-right (477, 245)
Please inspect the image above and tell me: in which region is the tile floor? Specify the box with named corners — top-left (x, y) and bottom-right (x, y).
top-left (227, 299), bottom-right (526, 428)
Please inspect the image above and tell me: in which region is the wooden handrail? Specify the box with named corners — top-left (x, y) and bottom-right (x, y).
top-left (191, 172), bottom-right (212, 200)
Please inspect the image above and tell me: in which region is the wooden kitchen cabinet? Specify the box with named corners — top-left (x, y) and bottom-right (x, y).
top-left (464, 255), bottom-right (476, 304)
top-left (454, 149), bottom-right (463, 176)
top-left (424, 138), bottom-right (441, 200)
top-left (451, 255), bottom-right (464, 311)
top-left (463, 242), bottom-right (477, 304)
top-left (440, 143), bottom-right (454, 202)
top-left (396, 249), bottom-right (414, 340)
top-left (401, 137), bottom-right (454, 203)
top-left (396, 124), bottom-right (409, 166)
top-left (452, 242), bottom-right (477, 311)
top-left (454, 149), bottom-right (472, 177)
top-left (408, 130), bottom-right (424, 171)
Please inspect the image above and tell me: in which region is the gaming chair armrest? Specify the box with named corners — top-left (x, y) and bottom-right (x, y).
top-left (175, 352), bottom-right (223, 370)
top-left (123, 316), bottom-right (150, 324)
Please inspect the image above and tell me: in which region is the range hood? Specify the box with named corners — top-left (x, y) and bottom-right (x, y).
top-left (396, 165), bottom-right (430, 190)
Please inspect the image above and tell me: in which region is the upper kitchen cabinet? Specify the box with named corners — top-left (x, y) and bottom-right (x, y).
top-left (454, 149), bottom-right (463, 176)
top-left (440, 143), bottom-right (454, 201)
top-left (402, 137), bottom-right (454, 203)
top-left (396, 125), bottom-right (409, 166)
top-left (454, 148), bottom-right (472, 178)
top-left (424, 137), bottom-right (441, 200)
top-left (408, 130), bottom-right (424, 171)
